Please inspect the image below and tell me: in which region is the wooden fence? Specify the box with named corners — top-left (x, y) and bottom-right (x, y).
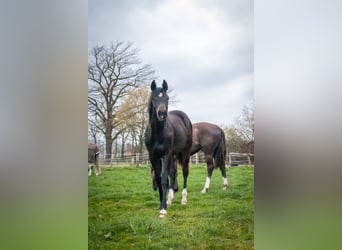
top-left (228, 152), bottom-right (254, 167)
top-left (98, 152), bottom-right (254, 167)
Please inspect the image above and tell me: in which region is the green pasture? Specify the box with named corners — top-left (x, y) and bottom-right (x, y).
top-left (88, 164), bottom-right (254, 249)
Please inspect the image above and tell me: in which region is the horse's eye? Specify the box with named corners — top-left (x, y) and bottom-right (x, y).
top-left (158, 92), bottom-right (163, 98)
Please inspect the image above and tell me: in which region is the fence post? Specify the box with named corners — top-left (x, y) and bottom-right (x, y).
top-left (136, 153), bottom-right (139, 166)
top-left (195, 153), bottom-right (199, 165)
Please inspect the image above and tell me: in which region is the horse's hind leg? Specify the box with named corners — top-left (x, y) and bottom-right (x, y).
top-left (220, 164), bottom-right (228, 191)
top-left (172, 157), bottom-right (179, 192)
top-left (202, 155), bottom-right (214, 193)
top-left (180, 155), bottom-right (189, 205)
top-left (167, 157), bottom-right (177, 206)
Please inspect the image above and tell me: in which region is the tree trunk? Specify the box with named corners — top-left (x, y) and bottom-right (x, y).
top-left (121, 135), bottom-right (125, 158)
top-left (138, 137), bottom-right (144, 154)
top-left (132, 133), bottom-right (136, 154)
top-left (114, 139), bottom-right (118, 157)
top-left (105, 129), bottom-right (112, 163)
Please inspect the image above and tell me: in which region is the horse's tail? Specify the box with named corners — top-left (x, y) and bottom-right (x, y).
top-left (213, 128), bottom-right (226, 168)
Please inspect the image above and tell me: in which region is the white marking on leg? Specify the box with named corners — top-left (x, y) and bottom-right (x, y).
top-left (201, 177), bottom-right (211, 193)
top-left (222, 177), bottom-right (228, 190)
top-left (95, 167), bottom-right (100, 176)
top-left (167, 189), bottom-right (174, 206)
top-left (88, 165), bottom-right (92, 176)
top-left (181, 188), bottom-right (187, 205)
top-left (159, 209), bottom-right (167, 218)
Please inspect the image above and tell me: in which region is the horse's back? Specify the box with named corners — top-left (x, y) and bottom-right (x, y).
top-left (169, 110), bottom-right (192, 128)
top-left (192, 122), bottom-right (222, 154)
top-left (194, 122), bottom-right (222, 140)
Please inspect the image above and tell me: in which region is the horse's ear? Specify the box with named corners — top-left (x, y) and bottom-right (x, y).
top-left (151, 80), bottom-right (156, 91)
top-left (162, 80), bottom-right (168, 91)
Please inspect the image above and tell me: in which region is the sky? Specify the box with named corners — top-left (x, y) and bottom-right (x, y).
top-left (88, 0), bottom-right (253, 126)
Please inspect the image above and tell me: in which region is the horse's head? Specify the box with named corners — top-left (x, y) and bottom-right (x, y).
top-left (149, 80), bottom-right (169, 122)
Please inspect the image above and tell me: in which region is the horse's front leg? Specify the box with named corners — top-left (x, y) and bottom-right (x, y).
top-left (167, 157), bottom-right (177, 206)
top-left (160, 154), bottom-right (171, 218)
top-left (151, 158), bottom-right (162, 202)
top-left (151, 168), bottom-right (158, 191)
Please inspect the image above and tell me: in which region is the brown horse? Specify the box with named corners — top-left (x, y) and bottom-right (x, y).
top-left (191, 122), bottom-right (228, 193)
top-left (145, 80), bottom-right (192, 218)
top-left (88, 143), bottom-right (101, 176)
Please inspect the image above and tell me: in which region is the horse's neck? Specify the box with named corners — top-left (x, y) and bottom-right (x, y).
top-left (150, 119), bottom-right (165, 139)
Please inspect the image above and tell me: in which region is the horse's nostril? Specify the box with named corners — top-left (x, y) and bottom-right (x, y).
top-left (158, 111), bottom-right (166, 117)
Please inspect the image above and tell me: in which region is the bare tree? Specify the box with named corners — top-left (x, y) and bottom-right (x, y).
top-left (235, 105), bottom-right (254, 143)
top-left (222, 104), bottom-right (254, 154)
top-left (222, 125), bottom-right (245, 153)
top-left (232, 104), bottom-right (254, 153)
top-left (88, 123), bottom-right (98, 144)
top-left (88, 42), bottom-right (155, 161)
top-left (116, 87), bottom-right (150, 155)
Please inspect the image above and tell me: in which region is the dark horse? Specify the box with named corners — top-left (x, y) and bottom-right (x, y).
top-left (190, 122), bottom-right (228, 193)
top-left (88, 143), bottom-right (101, 176)
top-left (145, 80), bottom-right (192, 218)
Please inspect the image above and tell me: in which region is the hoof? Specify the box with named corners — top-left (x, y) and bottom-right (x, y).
top-left (222, 185), bottom-right (228, 191)
top-left (167, 200), bottom-right (172, 206)
top-left (181, 198), bottom-right (187, 205)
top-left (159, 209), bottom-right (167, 218)
top-left (201, 188), bottom-right (208, 194)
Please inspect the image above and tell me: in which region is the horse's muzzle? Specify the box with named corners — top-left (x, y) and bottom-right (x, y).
top-left (157, 110), bottom-right (167, 122)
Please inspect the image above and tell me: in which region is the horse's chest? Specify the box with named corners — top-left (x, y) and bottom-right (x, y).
top-left (145, 125), bottom-right (172, 155)
top-left (152, 141), bottom-right (167, 155)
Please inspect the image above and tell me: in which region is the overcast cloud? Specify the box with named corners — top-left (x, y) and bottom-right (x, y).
top-left (89, 0), bottom-right (253, 125)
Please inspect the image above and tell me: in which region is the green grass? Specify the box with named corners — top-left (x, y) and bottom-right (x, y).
top-left (88, 165), bottom-right (254, 249)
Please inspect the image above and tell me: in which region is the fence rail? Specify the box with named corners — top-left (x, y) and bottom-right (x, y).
top-left (228, 152), bottom-right (254, 167)
top-left (98, 152), bottom-right (254, 167)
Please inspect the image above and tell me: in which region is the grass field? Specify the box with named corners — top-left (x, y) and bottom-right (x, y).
top-left (88, 164), bottom-right (254, 249)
